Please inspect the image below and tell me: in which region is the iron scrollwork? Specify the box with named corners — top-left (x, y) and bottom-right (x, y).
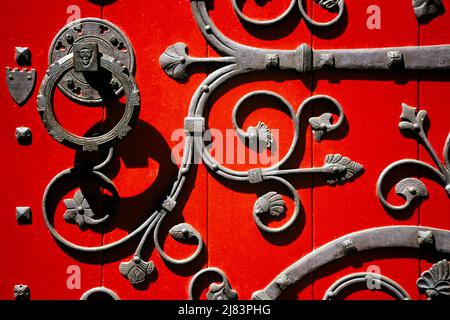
top-left (161, 0), bottom-right (365, 234)
top-left (323, 272), bottom-right (411, 300)
top-left (377, 104), bottom-right (450, 211)
top-left (188, 267), bottom-right (238, 300)
top-left (231, 0), bottom-right (344, 27)
top-left (39, 18), bottom-right (204, 287)
top-left (34, 0), bottom-right (450, 297)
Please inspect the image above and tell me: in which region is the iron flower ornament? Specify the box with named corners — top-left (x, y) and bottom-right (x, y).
top-left (63, 190), bottom-right (95, 227)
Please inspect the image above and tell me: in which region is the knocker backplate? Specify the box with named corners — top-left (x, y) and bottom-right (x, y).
top-left (49, 18), bottom-right (135, 104)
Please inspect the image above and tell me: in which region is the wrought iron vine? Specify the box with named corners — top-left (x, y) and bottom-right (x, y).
top-left (377, 104), bottom-right (450, 211)
top-left (34, 0), bottom-right (450, 299)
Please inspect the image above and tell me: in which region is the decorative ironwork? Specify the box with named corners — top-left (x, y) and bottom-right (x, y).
top-left (80, 287), bottom-right (120, 300)
top-left (417, 259), bottom-right (450, 300)
top-left (16, 206), bottom-right (32, 225)
top-left (6, 68), bottom-right (36, 106)
top-left (252, 226), bottom-right (450, 300)
top-left (231, 0), bottom-right (345, 27)
top-left (14, 284), bottom-right (30, 301)
top-left (418, 230), bottom-right (435, 248)
top-left (323, 273), bottom-right (411, 300)
top-left (15, 126), bottom-right (32, 145)
top-left (119, 257), bottom-right (155, 285)
top-left (189, 268), bottom-right (238, 300)
top-left (63, 190), bottom-right (108, 227)
top-left (37, 54), bottom-right (140, 151)
top-left (413, 0), bottom-right (445, 23)
top-left (39, 18), bottom-right (204, 287)
top-left (377, 104), bottom-right (450, 212)
top-left (35, 1), bottom-right (450, 297)
top-left (48, 18), bottom-right (135, 104)
top-left (15, 47), bottom-right (31, 66)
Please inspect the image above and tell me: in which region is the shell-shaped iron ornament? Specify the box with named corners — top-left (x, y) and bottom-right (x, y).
top-left (254, 192), bottom-right (285, 217)
top-left (247, 121), bottom-right (273, 149)
top-left (417, 259), bottom-right (450, 300)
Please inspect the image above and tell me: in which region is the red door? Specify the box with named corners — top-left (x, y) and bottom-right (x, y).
top-left (1, 0), bottom-right (449, 300)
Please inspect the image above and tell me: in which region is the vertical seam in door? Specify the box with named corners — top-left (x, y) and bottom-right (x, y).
top-left (309, 0), bottom-right (315, 301)
top-left (205, 16), bottom-right (211, 290)
top-left (417, 20), bottom-right (422, 300)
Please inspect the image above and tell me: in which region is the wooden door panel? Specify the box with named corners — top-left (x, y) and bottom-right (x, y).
top-left (0, 0), bottom-right (448, 301)
top-left (100, 0), bottom-right (209, 299)
top-left (0, 1), bottom-right (102, 300)
top-left (311, 0), bottom-right (421, 300)
top-left (418, 8), bottom-right (450, 300)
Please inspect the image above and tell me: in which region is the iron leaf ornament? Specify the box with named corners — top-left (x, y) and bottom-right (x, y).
top-left (377, 104), bottom-right (450, 211)
top-left (189, 268), bottom-right (238, 300)
top-left (119, 256), bottom-right (155, 285)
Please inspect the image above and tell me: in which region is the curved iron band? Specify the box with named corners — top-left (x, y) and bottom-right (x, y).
top-left (323, 272), bottom-right (411, 300)
top-left (80, 287), bottom-right (120, 300)
top-left (37, 53), bottom-right (140, 152)
top-left (188, 267), bottom-right (230, 300)
top-left (376, 159), bottom-right (447, 211)
top-left (252, 226), bottom-right (450, 300)
top-left (196, 86), bottom-right (345, 233)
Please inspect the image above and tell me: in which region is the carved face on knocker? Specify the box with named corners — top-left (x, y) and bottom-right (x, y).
top-left (77, 47), bottom-right (94, 67)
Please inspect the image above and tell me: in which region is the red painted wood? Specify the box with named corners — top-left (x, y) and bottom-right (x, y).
top-left (100, 0), bottom-right (209, 299)
top-left (0, 1), bottom-right (102, 300)
top-left (418, 9), bottom-right (450, 301)
top-left (311, 0), bottom-right (421, 300)
top-left (206, 0), bottom-right (314, 300)
top-left (0, 0), bottom-right (448, 300)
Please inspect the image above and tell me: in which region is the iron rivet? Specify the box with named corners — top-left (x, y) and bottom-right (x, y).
top-left (65, 34), bottom-right (74, 44)
top-left (9, 75), bottom-right (14, 80)
top-left (66, 78), bottom-right (75, 89)
top-left (110, 37), bottom-right (119, 46)
top-left (133, 256), bottom-right (141, 264)
top-left (202, 85), bottom-right (209, 93)
top-left (205, 25), bottom-right (212, 33)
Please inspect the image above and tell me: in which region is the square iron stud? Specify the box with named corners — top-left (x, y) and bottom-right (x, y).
top-left (418, 230), bottom-right (435, 248)
top-left (15, 47), bottom-right (31, 66)
top-left (16, 207), bottom-right (32, 225)
top-left (74, 42), bottom-right (99, 72)
top-left (15, 126), bottom-right (32, 145)
top-left (14, 284), bottom-right (30, 301)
